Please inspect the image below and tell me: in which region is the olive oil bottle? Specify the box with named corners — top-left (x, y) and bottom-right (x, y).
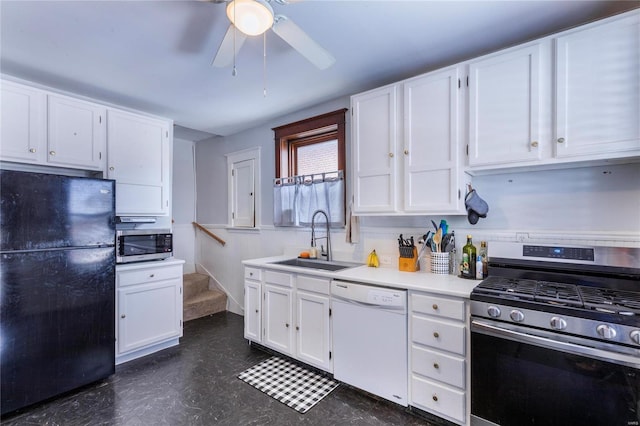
top-left (461, 235), bottom-right (477, 279)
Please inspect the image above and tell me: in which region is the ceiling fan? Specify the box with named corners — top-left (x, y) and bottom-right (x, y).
top-left (210, 0), bottom-right (335, 70)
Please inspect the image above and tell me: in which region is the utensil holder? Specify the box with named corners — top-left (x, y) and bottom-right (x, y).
top-left (431, 252), bottom-right (450, 275)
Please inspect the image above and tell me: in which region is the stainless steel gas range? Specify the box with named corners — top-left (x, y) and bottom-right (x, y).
top-left (469, 242), bottom-right (640, 426)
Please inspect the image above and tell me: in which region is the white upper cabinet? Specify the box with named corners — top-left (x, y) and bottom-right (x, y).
top-left (47, 94), bottom-right (106, 171)
top-left (467, 42), bottom-right (546, 167)
top-left (107, 109), bottom-right (171, 216)
top-left (351, 84), bottom-right (398, 214)
top-left (554, 12), bottom-right (640, 159)
top-left (403, 67), bottom-right (463, 213)
top-left (0, 80), bottom-right (47, 164)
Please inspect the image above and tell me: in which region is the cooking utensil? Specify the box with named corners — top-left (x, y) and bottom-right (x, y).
top-left (433, 228), bottom-right (442, 252)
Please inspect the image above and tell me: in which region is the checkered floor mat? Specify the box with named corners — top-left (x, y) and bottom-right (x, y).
top-left (237, 356), bottom-right (339, 414)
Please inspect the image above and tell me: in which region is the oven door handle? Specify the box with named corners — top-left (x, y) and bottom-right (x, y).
top-left (471, 319), bottom-right (640, 369)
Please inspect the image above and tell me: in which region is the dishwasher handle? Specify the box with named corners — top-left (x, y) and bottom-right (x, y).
top-left (331, 280), bottom-right (407, 312)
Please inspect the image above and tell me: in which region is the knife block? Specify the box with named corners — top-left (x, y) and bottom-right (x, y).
top-left (398, 247), bottom-right (419, 272)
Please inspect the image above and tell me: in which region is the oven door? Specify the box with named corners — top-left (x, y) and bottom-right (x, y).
top-left (471, 319), bottom-right (640, 426)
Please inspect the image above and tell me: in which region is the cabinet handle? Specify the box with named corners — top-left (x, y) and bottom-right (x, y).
top-left (109, 166), bottom-right (115, 171)
top-left (149, 274), bottom-right (155, 278)
top-left (121, 314), bottom-right (126, 319)
top-left (433, 331), bottom-right (440, 339)
top-left (432, 304), bottom-right (438, 311)
top-left (557, 138), bottom-right (565, 144)
top-left (404, 149), bottom-right (409, 155)
top-left (432, 394), bottom-right (438, 402)
top-left (29, 148), bottom-right (37, 153)
top-left (296, 326), bottom-right (299, 331)
top-left (249, 272), bottom-right (253, 276)
top-left (388, 152), bottom-right (394, 158)
top-left (255, 309), bottom-right (259, 313)
top-left (433, 362), bottom-right (440, 369)
top-left (49, 151), bottom-right (56, 156)
top-left (285, 323), bottom-right (289, 328)
top-left (531, 141), bottom-right (539, 148)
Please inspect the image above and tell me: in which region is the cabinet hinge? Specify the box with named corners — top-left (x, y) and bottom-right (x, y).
top-left (329, 351), bottom-right (332, 360)
top-left (329, 308), bottom-right (332, 317)
top-left (99, 115), bottom-right (102, 124)
top-left (99, 152), bottom-right (102, 160)
top-left (180, 320), bottom-right (182, 327)
top-left (466, 76), bottom-right (469, 87)
top-left (231, 169), bottom-right (235, 177)
top-left (458, 78), bottom-right (461, 89)
top-left (166, 130), bottom-right (169, 138)
top-left (466, 144), bottom-right (469, 156)
top-left (232, 212), bottom-right (235, 219)
top-left (458, 189), bottom-right (461, 200)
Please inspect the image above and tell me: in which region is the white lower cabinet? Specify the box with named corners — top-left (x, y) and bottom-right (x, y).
top-left (244, 267), bottom-right (332, 373)
top-left (116, 260), bottom-right (184, 364)
top-left (409, 291), bottom-right (469, 425)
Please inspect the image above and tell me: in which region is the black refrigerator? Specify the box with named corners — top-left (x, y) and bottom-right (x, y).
top-left (0, 169), bottom-right (116, 415)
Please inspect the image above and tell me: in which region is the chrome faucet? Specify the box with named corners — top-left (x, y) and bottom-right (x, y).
top-left (311, 209), bottom-right (332, 261)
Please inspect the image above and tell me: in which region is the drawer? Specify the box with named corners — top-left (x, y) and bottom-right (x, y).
top-left (118, 265), bottom-right (182, 287)
top-left (412, 315), bottom-right (466, 356)
top-left (244, 267), bottom-right (262, 281)
top-left (264, 269), bottom-right (293, 287)
top-left (411, 375), bottom-right (466, 424)
top-left (411, 292), bottom-right (465, 321)
top-left (411, 345), bottom-right (465, 389)
top-left (297, 275), bottom-right (330, 295)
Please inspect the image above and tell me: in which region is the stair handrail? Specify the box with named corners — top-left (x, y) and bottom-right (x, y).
top-left (192, 222), bottom-right (226, 246)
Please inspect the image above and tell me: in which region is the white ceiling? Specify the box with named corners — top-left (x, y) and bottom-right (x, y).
top-left (1, 1), bottom-right (637, 140)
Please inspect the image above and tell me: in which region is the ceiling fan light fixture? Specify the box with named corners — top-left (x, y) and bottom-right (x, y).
top-left (227, 0), bottom-right (274, 37)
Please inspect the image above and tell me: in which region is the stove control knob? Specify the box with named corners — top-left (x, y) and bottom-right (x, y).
top-left (510, 310), bottom-right (525, 323)
top-left (487, 306), bottom-right (501, 318)
top-left (596, 324), bottom-right (617, 340)
top-left (550, 317), bottom-right (567, 330)
top-left (630, 330), bottom-right (640, 345)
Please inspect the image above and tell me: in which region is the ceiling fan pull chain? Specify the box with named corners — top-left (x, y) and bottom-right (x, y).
top-left (263, 32), bottom-right (268, 97)
top-left (232, 0), bottom-right (238, 77)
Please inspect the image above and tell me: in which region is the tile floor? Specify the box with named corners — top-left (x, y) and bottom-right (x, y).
top-left (2, 312), bottom-right (449, 425)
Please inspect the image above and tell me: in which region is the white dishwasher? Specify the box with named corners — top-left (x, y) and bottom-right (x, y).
top-left (331, 279), bottom-right (408, 406)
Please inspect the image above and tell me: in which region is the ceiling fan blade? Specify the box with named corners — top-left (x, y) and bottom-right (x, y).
top-left (271, 15), bottom-right (335, 70)
top-left (211, 24), bottom-right (247, 67)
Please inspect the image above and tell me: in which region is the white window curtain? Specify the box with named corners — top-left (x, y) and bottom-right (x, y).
top-left (273, 171), bottom-right (344, 227)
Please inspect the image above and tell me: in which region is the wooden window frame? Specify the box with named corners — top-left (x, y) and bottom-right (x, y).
top-left (273, 108), bottom-right (347, 178)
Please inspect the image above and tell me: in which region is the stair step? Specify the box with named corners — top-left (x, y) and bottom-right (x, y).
top-left (183, 273), bottom-right (210, 300)
top-left (184, 288), bottom-right (227, 322)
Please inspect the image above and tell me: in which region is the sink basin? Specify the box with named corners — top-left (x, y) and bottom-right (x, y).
top-left (270, 258), bottom-right (362, 272)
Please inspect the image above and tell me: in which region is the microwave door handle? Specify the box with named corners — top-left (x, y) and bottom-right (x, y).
top-left (471, 319), bottom-right (640, 369)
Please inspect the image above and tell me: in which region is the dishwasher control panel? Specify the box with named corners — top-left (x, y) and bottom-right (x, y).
top-left (368, 289), bottom-right (403, 306)
top-left (331, 280), bottom-right (407, 310)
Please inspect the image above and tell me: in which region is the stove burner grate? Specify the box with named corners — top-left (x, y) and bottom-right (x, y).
top-left (579, 286), bottom-right (640, 315)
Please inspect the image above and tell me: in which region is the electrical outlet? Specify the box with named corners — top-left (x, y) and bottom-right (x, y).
top-left (380, 254), bottom-right (393, 266)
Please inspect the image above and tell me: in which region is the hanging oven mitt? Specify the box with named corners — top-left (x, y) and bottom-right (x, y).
top-left (465, 188), bottom-right (489, 225)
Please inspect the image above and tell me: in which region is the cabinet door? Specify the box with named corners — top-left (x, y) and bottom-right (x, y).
top-left (555, 13), bottom-right (640, 158)
top-left (352, 85), bottom-right (398, 213)
top-left (47, 95), bottom-right (106, 170)
top-left (244, 280), bottom-right (261, 342)
top-left (263, 284), bottom-right (293, 355)
top-left (107, 109), bottom-right (171, 216)
top-left (468, 43), bottom-right (544, 166)
top-left (117, 279), bottom-right (182, 354)
top-left (0, 80), bottom-right (46, 164)
top-left (296, 290), bottom-right (331, 371)
top-left (403, 67), bottom-right (462, 212)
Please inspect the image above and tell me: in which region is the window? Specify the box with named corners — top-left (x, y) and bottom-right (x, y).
top-left (273, 109), bottom-right (347, 179)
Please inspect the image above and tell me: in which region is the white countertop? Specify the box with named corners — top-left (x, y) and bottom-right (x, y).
top-left (116, 257), bottom-right (186, 271)
top-left (243, 255), bottom-right (479, 298)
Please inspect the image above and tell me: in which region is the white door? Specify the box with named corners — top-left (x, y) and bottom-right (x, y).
top-left (263, 284), bottom-right (293, 355)
top-left (468, 43), bottom-right (544, 166)
top-left (352, 84), bottom-right (398, 213)
top-left (117, 279), bottom-right (182, 354)
top-left (47, 94), bottom-right (105, 170)
top-left (296, 290), bottom-right (331, 371)
top-left (555, 13), bottom-right (640, 158)
top-left (231, 159), bottom-right (255, 227)
top-left (244, 280), bottom-right (261, 342)
top-left (0, 80), bottom-right (46, 164)
top-left (107, 109), bottom-right (170, 215)
top-left (403, 67), bottom-right (462, 213)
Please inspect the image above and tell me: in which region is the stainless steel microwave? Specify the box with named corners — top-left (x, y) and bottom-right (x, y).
top-left (116, 229), bottom-right (173, 264)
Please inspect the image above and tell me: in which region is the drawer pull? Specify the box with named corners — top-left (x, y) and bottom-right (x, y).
top-left (433, 363), bottom-right (440, 369)
top-left (432, 304), bottom-right (438, 310)
top-left (285, 323), bottom-right (289, 328)
top-left (432, 394), bottom-right (438, 402)
top-left (296, 326), bottom-right (299, 331)
top-left (29, 148), bottom-right (37, 153)
top-left (249, 272), bottom-right (253, 276)
top-left (121, 314), bottom-right (126, 319)
top-left (149, 274), bottom-right (155, 278)
top-left (255, 309), bottom-right (259, 313)
top-left (433, 332), bottom-right (440, 339)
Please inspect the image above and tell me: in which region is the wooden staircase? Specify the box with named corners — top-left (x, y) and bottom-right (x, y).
top-left (183, 273), bottom-right (227, 322)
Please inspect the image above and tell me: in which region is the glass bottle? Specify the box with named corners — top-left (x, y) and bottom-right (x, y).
top-left (479, 241), bottom-right (488, 278)
top-left (462, 235), bottom-right (476, 279)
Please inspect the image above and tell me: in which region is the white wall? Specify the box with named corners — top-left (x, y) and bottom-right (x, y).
top-left (172, 138), bottom-right (196, 273)
top-left (189, 96), bottom-right (640, 315)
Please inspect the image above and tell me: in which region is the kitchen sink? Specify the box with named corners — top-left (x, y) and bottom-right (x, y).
top-left (270, 258), bottom-right (362, 272)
